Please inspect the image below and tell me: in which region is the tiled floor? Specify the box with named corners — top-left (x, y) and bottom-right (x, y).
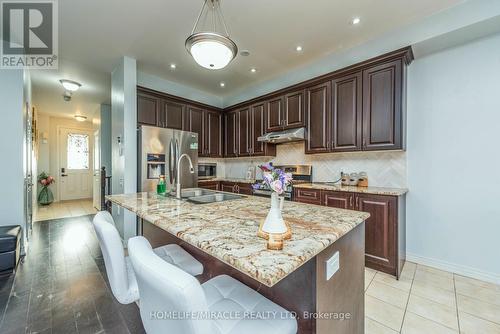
top-left (365, 263), bottom-right (500, 333)
top-left (1, 214), bottom-right (499, 333)
top-left (33, 199), bottom-right (97, 222)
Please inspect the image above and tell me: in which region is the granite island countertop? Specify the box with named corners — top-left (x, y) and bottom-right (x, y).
top-left (294, 183), bottom-right (408, 196)
top-left (106, 192), bottom-right (369, 287)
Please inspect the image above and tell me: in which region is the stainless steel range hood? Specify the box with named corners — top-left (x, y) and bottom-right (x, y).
top-left (257, 127), bottom-right (305, 144)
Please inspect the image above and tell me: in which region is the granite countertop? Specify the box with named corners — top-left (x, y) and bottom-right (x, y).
top-left (294, 183), bottom-right (408, 196)
top-left (198, 178), bottom-right (256, 184)
top-left (106, 192), bottom-right (369, 287)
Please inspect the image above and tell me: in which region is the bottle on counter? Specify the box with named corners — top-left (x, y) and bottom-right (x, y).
top-left (358, 172), bottom-right (369, 187)
top-left (157, 175), bottom-right (166, 195)
top-left (341, 172), bottom-right (350, 186)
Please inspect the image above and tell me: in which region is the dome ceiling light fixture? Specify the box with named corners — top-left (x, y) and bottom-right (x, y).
top-left (60, 79), bottom-right (81, 92)
top-left (185, 0), bottom-right (237, 70)
top-left (74, 115), bottom-right (87, 122)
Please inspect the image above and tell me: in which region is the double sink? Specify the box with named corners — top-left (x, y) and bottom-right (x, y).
top-left (168, 188), bottom-right (244, 204)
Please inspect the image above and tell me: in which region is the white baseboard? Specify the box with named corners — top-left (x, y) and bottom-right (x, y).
top-left (406, 253), bottom-right (500, 285)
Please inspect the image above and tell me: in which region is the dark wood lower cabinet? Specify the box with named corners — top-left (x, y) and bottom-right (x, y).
top-left (356, 193), bottom-right (401, 276)
top-left (294, 188), bottom-right (322, 205)
top-left (235, 183), bottom-right (253, 195)
top-left (295, 188), bottom-right (405, 278)
top-left (202, 181), bottom-right (253, 195)
top-left (198, 181), bottom-right (219, 191)
top-left (321, 190), bottom-right (353, 209)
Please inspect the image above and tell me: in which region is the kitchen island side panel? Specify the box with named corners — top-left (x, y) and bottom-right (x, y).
top-left (316, 222), bottom-right (365, 334)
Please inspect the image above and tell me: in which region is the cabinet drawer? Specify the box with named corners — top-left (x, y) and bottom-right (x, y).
top-left (220, 182), bottom-right (236, 193)
top-left (199, 181), bottom-right (219, 191)
top-left (322, 191), bottom-right (353, 209)
top-left (294, 188), bottom-right (321, 205)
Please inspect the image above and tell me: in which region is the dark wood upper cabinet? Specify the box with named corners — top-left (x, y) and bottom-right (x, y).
top-left (356, 193), bottom-right (397, 275)
top-left (137, 93), bottom-right (160, 126)
top-left (137, 47), bottom-right (412, 157)
top-left (251, 102), bottom-right (276, 157)
top-left (224, 110), bottom-right (238, 157)
top-left (205, 111), bottom-right (222, 157)
top-left (266, 96), bottom-right (284, 132)
top-left (284, 90), bottom-right (305, 129)
top-left (265, 92), bottom-right (303, 132)
top-left (305, 81), bottom-right (331, 154)
top-left (187, 107), bottom-right (223, 158)
top-left (160, 100), bottom-right (184, 130)
top-left (250, 102), bottom-right (265, 156)
top-left (362, 59), bottom-right (403, 151)
top-left (186, 106), bottom-right (205, 156)
top-left (331, 72), bottom-right (362, 152)
top-left (237, 107), bottom-right (250, 156)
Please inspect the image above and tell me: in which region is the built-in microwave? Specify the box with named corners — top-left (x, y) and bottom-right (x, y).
top-left (198, 163), bottom-right (217, 180)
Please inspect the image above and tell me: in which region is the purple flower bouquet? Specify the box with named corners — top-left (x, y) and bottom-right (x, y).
top-left (253, 162), bottom-right (293, 195)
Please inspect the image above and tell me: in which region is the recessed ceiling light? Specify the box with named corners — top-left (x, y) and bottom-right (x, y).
top-left (74, 115), bottom-right (87, 122)
top-left (60, 79), bottom-right (81, 92)
top-left (250, 68), bottom-right (257, 73)
top-left (351, 17), bottom-right (361, 25)
top-left (296, 46), bottom-right (303, 52)
top-left (220, 82), bottom-right (225, 87)
top-left (170, 63), bottom-right (176, 69)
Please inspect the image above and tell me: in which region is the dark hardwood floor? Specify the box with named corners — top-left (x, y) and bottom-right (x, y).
top-left (0, 215), bottom-right (145, 334)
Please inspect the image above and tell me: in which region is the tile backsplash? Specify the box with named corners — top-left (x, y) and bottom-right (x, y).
top-left (200, 142), bottom-right (407, 188)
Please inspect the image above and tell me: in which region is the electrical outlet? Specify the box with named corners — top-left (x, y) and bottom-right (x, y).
top-left (326, 251), bottom-right (340, 280)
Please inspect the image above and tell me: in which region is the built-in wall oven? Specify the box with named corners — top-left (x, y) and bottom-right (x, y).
top-left (252, 165), bottom-right (312, 201)
top-left (198, 163), bottom-right (217, 180)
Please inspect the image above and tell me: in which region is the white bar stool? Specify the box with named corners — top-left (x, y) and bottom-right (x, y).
top-left (92, 211), bottom-right (203, 305)
top-left (128, 236), bottom-right (298, 334)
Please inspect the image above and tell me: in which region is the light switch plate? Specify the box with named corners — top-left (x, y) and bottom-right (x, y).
top-left (326, 251), bottom-right (340, 280)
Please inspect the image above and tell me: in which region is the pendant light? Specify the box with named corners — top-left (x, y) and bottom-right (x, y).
top-left (185, 0), bottom-right (237, 70)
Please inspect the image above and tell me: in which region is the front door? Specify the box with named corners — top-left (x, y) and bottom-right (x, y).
top-left (58, 127), bottom-right (93, 201)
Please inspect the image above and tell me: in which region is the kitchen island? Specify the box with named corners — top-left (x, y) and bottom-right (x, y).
top-left (107, 192), bottom-right (369, 334)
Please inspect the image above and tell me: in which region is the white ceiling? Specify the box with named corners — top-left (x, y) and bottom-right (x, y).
top-left (32, 0), bottom-right (464, 117)
top-left (31, 59), bottom-right (110, 119)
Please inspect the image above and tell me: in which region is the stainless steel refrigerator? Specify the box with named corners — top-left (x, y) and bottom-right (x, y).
top-left (138, 126), bottom-right (198, 193)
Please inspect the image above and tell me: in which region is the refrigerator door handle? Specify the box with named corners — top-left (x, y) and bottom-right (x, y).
top-left (168, 138), bottom-right (175, 184)
top-left (173, 138), bottom-right (180, 188)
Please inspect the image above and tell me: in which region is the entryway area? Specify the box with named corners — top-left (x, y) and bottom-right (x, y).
top-left (32, 107), bottom-right (111, 222)
top-left (33, 199), bottom-right (97, 222)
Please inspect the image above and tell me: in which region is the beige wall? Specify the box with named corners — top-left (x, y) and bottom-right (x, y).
top-left (36, 114), bottom-right (93, 201)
